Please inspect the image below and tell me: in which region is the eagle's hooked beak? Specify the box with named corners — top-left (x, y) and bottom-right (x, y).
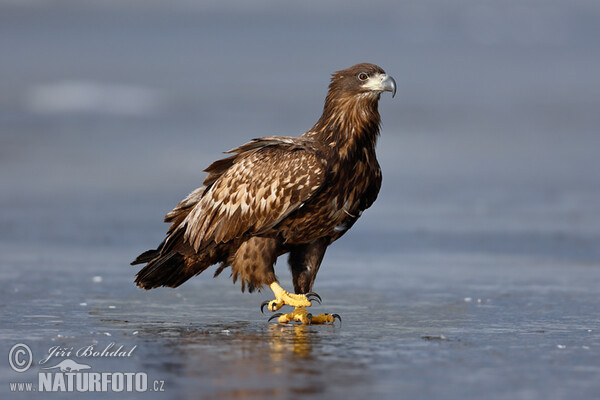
top-left (363, 73), bottom-right (397, 98)
top-left (381, 75), bottom-right (396, 98)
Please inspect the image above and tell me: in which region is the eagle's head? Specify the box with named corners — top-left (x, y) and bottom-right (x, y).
top-left (328, 63), bottom-right (396, 100)
top-left (309, 63), bottom-right (395, 146)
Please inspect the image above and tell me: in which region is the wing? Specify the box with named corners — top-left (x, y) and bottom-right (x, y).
top-left (181, 140), bottom-right (326, 251)
top-left (164, 186), bottom-right (206, 234)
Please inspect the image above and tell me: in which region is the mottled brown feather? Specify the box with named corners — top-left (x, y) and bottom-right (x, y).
top-left (183, 141), bottom-right (326, 251)
top-left (132, 63), bottom-right (390, 294)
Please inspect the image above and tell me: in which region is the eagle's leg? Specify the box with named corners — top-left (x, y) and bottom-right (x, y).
top-left (268, 238), bottom-right (340, 325)
top-left (261, 282), bottom-right (320, 312)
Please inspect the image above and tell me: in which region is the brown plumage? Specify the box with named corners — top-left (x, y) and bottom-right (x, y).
top-left (132, 63), bottom-right (396, 297)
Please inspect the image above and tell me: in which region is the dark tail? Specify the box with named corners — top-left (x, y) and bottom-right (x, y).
top-left (131, 249), bottom-right (161, 265)
top-left (132, 238), bottom-right (225, 289)
top-left (133, 251), bottom-right (198, 289)
top-left (132, 225), bottom-right (228, 289)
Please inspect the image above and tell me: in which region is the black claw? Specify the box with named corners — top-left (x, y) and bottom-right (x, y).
top-left (268, 313), bottom-right (283, 323)
top-left (306, 292), bottom-right (322, 304)
top-left (332, 314), bottom-right (342, 326)
top-left (260, 300), bottom-right (271, 314)
top-left (306, 313), bottom-right (313, 325)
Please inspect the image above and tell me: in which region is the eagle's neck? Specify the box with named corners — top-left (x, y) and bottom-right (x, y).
top-left (306, 93), bottom-right (381, 161)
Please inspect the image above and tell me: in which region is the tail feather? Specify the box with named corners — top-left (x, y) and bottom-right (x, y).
top-left (131, 249), bottom-right (161, 265)
top-left (132, 183), bottom-right (224, 289)
top-left (134, 252), bottom-right (193, 289)
top-left (133, 244), bottom-right (225, 289)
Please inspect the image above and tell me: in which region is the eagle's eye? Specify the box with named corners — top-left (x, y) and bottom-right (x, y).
top-left (358, 72), bottom-right (369, 81)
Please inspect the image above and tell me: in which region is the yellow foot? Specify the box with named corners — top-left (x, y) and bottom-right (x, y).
top-left (260, 282), bottom-right (321, 312)
top-left (268, 307), bottom-right (341, 325)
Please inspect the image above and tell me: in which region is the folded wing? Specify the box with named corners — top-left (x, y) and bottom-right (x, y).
top-left (175, 138), bottom-right (326, 252)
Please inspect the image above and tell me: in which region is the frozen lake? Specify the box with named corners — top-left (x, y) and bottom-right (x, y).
top-left (2, 2), bottom-right (600, 399)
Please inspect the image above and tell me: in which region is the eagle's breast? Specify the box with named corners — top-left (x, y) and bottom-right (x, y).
top-left (276, 144), bottom-right (381, 243)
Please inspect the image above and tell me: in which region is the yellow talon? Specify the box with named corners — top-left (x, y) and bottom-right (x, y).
top-left (310, 313), bottom-right (340, 324)
top-left (273, 307), bottom-right (312, 324)
top-left (262, 283), bottom-right (338, 325)
top-left (269, 307), bottom-right (341, 325)
top-left (263, 282), bottom-right (312, 312)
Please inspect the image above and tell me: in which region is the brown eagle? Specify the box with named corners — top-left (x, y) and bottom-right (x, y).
top-left (132, 63), bottom-right (396, 324)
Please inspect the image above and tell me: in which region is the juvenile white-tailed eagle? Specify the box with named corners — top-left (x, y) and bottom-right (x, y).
top-left (132, 63), bottom-right (396, 324)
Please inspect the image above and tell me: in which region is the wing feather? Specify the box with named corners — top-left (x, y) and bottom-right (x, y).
top-left (182, 141), bottom-right (326, 251)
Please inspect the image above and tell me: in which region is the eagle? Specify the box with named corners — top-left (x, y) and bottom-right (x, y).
top-left (132, 63), bottom-right (396, 324)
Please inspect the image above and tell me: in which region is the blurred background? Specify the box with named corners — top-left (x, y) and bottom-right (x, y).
top-left (1, 1), bottom-right (599, 399)
top-left (1, 0), bottom-right (599, 259)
